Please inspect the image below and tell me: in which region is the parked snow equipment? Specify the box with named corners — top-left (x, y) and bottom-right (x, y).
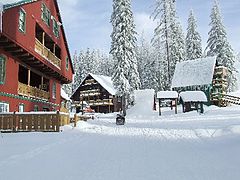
top-left (116, 114), bottom-right (125, 125)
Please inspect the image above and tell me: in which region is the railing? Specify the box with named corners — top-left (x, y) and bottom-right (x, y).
top-left (88, 99), bottom-right (113, 106)
top-left (0, 111), bottom-right (70, 132)
top-left (223, 94), bottom-right (240, 105)
top-left (80, 89), bottom-right (101, 97)
top-left (18, 82), bottom-right (50, 100)
top-left (35, 38), bottom-right (61, 68)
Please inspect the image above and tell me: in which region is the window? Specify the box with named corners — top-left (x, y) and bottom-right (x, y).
top-left (52, 82), bottom-right (56, 99)
top-left (19, 104), bottom-right (24, 112)
top-left (34, 105), bottom-right (39, 112)
top-left (0, 55), bottom-right (6, 85)
top-left (19, 8), bottom-right (26, 33)
top-left (41, 3), bottom-right (50, 26)
top-left (52, 17), bottom-right (59, 37)
top-left (66, 57), bottom-right (69, 70)
top-left (0, 102), bottom-right (9, 113)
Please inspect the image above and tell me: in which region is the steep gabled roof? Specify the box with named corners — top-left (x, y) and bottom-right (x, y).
top-left (171, 56), bottom-right (217, 88)
top-left (89, 73), bottom-right (116, 95)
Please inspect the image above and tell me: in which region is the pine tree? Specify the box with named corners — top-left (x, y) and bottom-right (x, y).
top-left (137, 33), bottom-right (158, 90)
top-left (110, 0), bottom-right (140, 113)
top-left (185, 10), bottom-right (202, 60)
top-left (152, 0), bottom-right (185, 90)
top-left (205, 0), bottom-right (237, 91)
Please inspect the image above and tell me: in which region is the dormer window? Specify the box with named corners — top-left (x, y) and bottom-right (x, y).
top-left (41, 3), bottom-right (50, 26)
top-left (19, 8), bottom-right (26, 33)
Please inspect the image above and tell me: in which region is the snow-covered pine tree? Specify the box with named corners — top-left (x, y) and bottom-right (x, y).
top-left (110, 0), bottom-right (140, 111)
top-left (137, 33), bottom-right (158, 90)
top-left (151, 0), bottom-right (171, 91)
top-left (185, 10), bottom-right (202, 60)
top-left (168, 0), bottom-right (186, 80)
top-left (205, 0), bottom-right (237, 92)
top-left (152, 0), bottom-right (185, 90)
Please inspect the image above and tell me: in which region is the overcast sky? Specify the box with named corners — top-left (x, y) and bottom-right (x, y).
top-left (2, 0), bottom-right (240, 55)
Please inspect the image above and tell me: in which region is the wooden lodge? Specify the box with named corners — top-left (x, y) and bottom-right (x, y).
top-left (171, 56), bottom-right (228, 106)
top-left (71, 73), bottom-right (121, 113)
top-left (0, 0), bottom-right (74, 112)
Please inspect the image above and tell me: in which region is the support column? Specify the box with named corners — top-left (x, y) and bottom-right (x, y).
top-left (27, 69), bottom-right (31, 86)
top-left (42, 32), bottom-right (45, 54)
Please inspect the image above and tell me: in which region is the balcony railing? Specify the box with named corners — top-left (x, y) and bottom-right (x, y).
top-left (87, 99), bottom-right (113, 106)
top-left (18, 82), bottom-right (50, 100)
top-left (80, 89), bottom-right (101, 97)
top-left (35, 38), bottom-right (61, 69)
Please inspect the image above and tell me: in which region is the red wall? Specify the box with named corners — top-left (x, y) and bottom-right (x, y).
top-left (2, 0), bottom-right (73, 82)
top-left (0, 49), bottom-right (61, 112)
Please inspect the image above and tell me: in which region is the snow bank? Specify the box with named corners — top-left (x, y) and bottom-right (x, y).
top-left (228, 90), bottom-right (240, 98)
top-left (180, 91), bottom-right (207, 102)
top-left (127, 89), bottom-right (155, 118)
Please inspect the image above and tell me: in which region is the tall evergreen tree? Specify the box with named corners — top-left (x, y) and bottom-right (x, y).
top-left (137, 33), bottom-right (158, 90)
top-left (205, 0), bottom-right (237, 91)
top-left (110, 0), bottom-right (140, 113)
top-left (152, 0), bottom-right (185, 90)
top-left (185, 10), bottom-right (202, 60)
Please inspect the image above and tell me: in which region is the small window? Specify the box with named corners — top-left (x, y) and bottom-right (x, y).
top-left (0, 55), bottom-right (6, 85)
top-left (66, 57), bottom-right (69, 70)
top-left (41, 3), bottom-right (50, 26)
top-left (52, 82), bottom-right (56, 99)
top-left (0, 102), bottom-right (9, 113)
top-left (19, 104), bottom-right (24, 112)
top-left (19, 8), bottom-right (26, 33)
top-left (52, 17), bottom-right (59, 38)
top-left (34, 105), bottom-right (39, 112)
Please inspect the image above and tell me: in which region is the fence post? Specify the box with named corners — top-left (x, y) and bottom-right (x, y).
top-left (13, 111), bottom-right (16, 132)
top-left (74, 113), bottom-right (77, 127)
top-left (56, 111), bottom-right (60, 132)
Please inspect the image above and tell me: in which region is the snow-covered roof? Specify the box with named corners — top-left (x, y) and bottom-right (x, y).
top-left (3, 0), bottom-right (37, 10)
top-left (89, 73), bottom-right (116, 95)
top-left (179, 91), bottom-right (208, 102)
top-left (61, 88), bottom-right (71, 101)
top-left (171, 56), bottom-right (217, 88)
top-left (157, 91), bottom-right (178, 99)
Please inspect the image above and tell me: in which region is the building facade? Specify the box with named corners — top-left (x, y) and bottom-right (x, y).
top-left (0, 0), bottom-right (74, 112)
top-left (71, 73), bottom-right (121, 113)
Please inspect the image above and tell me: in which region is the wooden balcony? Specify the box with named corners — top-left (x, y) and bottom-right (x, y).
top-left (80, 89), bottom-right (101, 97)
top-left (18, 82), bottom-right (50, 100)
top-left (35, 38), bottom-right (61, 69)
top-left (88, 99), bottom-right (113, 106)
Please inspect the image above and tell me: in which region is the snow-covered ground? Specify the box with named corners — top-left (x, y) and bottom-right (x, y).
top-left (1, 104), bottom-right (240, 180)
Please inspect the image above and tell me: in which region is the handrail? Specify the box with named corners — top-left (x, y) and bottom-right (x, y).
top-left (35, 38), bottom-right (61, 69)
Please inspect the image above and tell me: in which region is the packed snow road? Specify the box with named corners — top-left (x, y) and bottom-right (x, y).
top-left (0, 105), bottom-right (240, 180)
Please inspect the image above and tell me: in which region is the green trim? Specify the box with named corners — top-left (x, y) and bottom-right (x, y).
top-left (52, 17), bottom-right (59, 38)
top-left (0, 92), bottom-right (60, 107)
top-left (34, 105), bottom-right (39, 112)
top-left (41, 3), bottom-right (51, 26)
top-left (66, 57), bottom-right (69, 71)
top-left (52, 82), bottom-right (56, 99)
top-left (18, 8), bottom-right (26, 33)
top-left (0, 55), bottom-right (6, 85)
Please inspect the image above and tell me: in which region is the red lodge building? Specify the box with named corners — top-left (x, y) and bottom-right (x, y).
top-left (0, 0), bottom-right (74, 112)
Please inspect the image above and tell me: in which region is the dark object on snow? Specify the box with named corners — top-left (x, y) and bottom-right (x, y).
top-left (116, 114), bottom-right (125, 125)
